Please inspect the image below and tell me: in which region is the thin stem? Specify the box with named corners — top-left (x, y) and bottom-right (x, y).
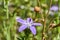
top-left (37, 0), bottom-right (40, 6)
top-left (4, 0), bottom-right (9, 19)
top-left (46, 0), bottom-right (52, 17)
top-left (42, 15), bottom-right (46, 40)
top-left (48, 17), bottom-right (55, 28)
top-left (4, 0), bottom-right (10, 40)
top-left (50, 23), bottom-right (60, 29)
top-left (14, 13), bottom-right (17, 40)
top-left (58, 3), bottom-right (59, 12)
top-left (45, 0), bottom-right (52, 27)
top-left (37, 0), bottom-right (46, 40)
top-left (42, 0), bottom-right (52, 40)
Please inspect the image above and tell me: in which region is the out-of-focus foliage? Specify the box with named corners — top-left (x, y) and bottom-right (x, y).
top-left (0, 0), bottom-right (60, 40)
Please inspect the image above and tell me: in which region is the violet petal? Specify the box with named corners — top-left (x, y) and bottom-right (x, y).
top-left (30, 26), bottom-right (36, 35)
top-left (27, 18), bottom-right (33, 23)
top-left (18, 25), bottom-right (27, 32)
top-left (16, 17), bottom-right (26, 24)
top-left (50, 6), bottom-right (58, 11)
top-left (33, 23), bottom-right (42, 26)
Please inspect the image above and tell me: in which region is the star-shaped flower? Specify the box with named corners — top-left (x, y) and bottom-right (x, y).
top-left (50, 6), bottom-right (58, 11)
top-left (16, 17), bottom-right (42, 35)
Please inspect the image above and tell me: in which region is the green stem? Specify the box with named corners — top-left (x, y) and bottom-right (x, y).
top-left (42, 0), bottom-right (52, 40)
top-left (42, 17), bottom-right (46, 40)
top-left (4, 0), bottom-right (10, 40)
top-left (14, 13), bottom-right (17, 40)
top-left (3, 20), bottom-right (11, 40)
top-left (4, 0), bottom-right (9, 19)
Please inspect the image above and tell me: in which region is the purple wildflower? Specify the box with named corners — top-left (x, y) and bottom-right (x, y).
top-left (50, 6), bottom-right (58, 11)
top-left (16, 17), bottom-right (42, 35)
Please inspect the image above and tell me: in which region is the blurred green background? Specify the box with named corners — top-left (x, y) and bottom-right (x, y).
top-left (0, 0), bottom-right (60, 40)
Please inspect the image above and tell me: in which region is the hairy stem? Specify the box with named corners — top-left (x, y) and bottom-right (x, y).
top-left (4, 0), bottom-right (10, 40)
top-left (42, 0), bottom-right (52, 40)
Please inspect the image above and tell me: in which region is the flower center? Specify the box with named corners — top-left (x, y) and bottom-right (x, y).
top-left (24, 20), bottom-right (33, 28)
top-left (26, 22), bottom-right (32, 28)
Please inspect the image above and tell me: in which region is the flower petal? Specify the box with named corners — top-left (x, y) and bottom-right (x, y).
top-left (33, 23), bottom-right (42, 26)
top-left (16, 17), bottom-right (26, 24)
top-left (27, 18), bottom-right (33, 23)
top-left (30, 26), bottom-right (36, 35)
top-left (18, 25), bottom-right (27, 32)
top-left (50, 6), bottom-right (58, 11)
